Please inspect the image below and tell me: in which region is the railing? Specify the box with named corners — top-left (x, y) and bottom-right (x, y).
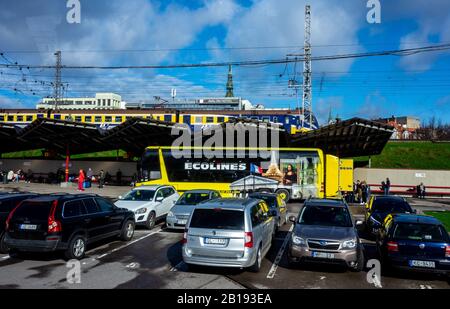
top-left (368, 184), bottom-right (450, 197)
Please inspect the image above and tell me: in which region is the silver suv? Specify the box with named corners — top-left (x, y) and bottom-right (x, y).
top-left (182, 198), bottom-right (275, 272)
top-left (287, 198), bottom-right (365, 271)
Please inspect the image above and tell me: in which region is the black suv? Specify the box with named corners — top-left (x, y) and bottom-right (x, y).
top-left (0, 192), bottom-right (40, 253)
top-left (4, 194), bottom-right (135, 259)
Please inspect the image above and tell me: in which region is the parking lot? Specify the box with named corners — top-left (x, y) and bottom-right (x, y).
top-left (0, 190), bottom-right (449, 289)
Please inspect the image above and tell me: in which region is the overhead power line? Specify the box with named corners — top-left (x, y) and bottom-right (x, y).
top-left (1, 43), bottom-right (450, 70)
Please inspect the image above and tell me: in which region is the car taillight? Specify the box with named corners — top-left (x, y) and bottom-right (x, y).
top-left (5, 202), bottom-right (22, 230)
top-left (445, 245), bottom-right (450, 258)
top-left (387, 241), bottom-right (399, 252)
top-left (244, 232), bottom-right (253, 248)
top-left (182, 229), bottom-right (188, 244)
top-left (48, 200), bottom-right (61, 233)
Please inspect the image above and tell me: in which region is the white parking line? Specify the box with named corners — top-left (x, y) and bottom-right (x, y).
top-left (1, 255), bottom-right (10, 260)
top-left (266, 225), bottom-right (294, 279)
top-left (92, 227), bottom-right (162, 261)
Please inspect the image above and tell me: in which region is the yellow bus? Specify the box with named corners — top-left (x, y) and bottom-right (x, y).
top-left (136, 146), bottom-right (353, 202)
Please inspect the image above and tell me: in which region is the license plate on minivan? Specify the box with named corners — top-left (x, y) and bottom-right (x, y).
top-left (409, 260), bottom-right (436, 268)
top-left (311, 251), bottom-right (335, 259)
top-left (19, 224), bottom-right (37, 230)
top-left (204, 237), bottom-right (227, 245)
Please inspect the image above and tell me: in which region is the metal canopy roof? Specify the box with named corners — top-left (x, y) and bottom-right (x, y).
top-left (0, 118), bottom-right (184, 156)
top-left (289, 118), bottom-right (394, 157)
top-left (0, 117), bottom-right (393, 157)
top-left (101, 117), bottom-right (189, 154)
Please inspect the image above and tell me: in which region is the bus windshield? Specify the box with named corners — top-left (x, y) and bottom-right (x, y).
top-left (138, 149), bottom-right (161, 182)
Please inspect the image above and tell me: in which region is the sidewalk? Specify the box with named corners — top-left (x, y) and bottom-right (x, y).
top-left (0, 182), bottom-right (131, 199)
top-left (407, 198), bottom-right (450, 212)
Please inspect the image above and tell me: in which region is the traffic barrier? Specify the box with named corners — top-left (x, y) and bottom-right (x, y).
top-left (368, 184), bottom-right (450, 197)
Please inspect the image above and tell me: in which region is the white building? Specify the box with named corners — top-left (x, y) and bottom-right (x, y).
top-left (36, 93), bottom-right (122, 110)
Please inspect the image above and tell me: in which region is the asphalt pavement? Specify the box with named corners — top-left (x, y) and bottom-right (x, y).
top-left (0, 194), bottom-right (449, 289)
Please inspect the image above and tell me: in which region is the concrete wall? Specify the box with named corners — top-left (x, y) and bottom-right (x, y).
top-left (354, 168), bottom-right (450, 195)
top-left (0, 159), bottom-right (137, 177)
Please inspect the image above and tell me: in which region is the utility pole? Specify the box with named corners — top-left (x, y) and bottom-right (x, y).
top-left (302, 5), bottom-right (312, 128)
top-left (53, 50), bottom-right (62, 111)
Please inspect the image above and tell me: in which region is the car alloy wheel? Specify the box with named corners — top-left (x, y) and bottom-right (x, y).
top-left (147, 212), bottom-right (156, 229)
top-left (73, 238), bottom-right (85, 258)
top-left (126, 222), bottom-right (134, 239)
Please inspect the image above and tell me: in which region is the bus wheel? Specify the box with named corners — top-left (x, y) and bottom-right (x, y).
top-left (276, 189), bottom-right (290, 202)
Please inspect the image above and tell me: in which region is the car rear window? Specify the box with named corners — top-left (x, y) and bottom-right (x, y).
top-left (190, 209), bottom-right (244, 230)
top-left (250, 195), bottom-right (277, 208)
top-left (372, 199), bottom-right (412, 213)
top-left (393, 223), bottom-right (448, 242)
top-left (63, 200), bottom-right (87, 218)
top-left (83, 198), bottom-right (100, 214)
top-left (0, 200), bottom-right (14, 213)
top-left (13, 201), bottom-right (53, 221)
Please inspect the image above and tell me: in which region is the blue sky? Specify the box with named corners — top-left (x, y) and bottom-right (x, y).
top-left (1, 0), bottom-right (450, 125)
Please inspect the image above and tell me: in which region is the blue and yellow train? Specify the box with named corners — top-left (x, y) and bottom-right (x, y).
top-left (0, 108), bottom-right (319, 134)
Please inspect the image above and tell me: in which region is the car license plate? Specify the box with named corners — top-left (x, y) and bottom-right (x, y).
top-left (204, 237), bottom-right (227, 245)
top-left (409, 260), bottom-right (435, 268)
top-left (19, 224), bottom-right (37, 230)
top-left (177, 219), bottom-right (187, 225)
top-left (311, 251), bottom-right (335, 259)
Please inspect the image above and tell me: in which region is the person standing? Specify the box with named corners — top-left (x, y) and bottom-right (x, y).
top-left (356, 180), bottom-right (363, 204)
top-left (381, 181), bottom-right (386, 195)
top-left (86, 168), bottom-right (93, 186)
top-left (386, 178), bottom-right (391, 195)
top-left (116, 169), bottom-right (122, 185)
top-left (361, 181), bottom-right (368, 204)
top-left (7, 170), bottom-right (14, 183)
top-left (419, 182), bottom-right (426, 199)
top-left (98, 169), bottom-right (105, 188)
top-left (77, 169), bottom-right (85, 191)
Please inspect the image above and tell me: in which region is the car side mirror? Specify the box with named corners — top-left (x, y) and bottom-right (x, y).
top-left (413, 209), bottom-right (417, 214)
top-left (155, 196), bottom-right (164, 202)
top-left (289, 216), bottom-right (297, 224)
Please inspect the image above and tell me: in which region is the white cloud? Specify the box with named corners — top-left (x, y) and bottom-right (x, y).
top-left (389, 0), bottom-right (450, 71)
top-left (315, 96), bottom-right (343, 125)
top-left (220, 0), bottom-right (364, 73)
top-left (356, 91), bottom-right (389, 119)
top-left (0, 94), bottom-right (31, 109)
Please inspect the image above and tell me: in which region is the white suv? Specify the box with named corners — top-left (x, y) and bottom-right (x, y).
top-left (115, 185), bottom-right (179, 229)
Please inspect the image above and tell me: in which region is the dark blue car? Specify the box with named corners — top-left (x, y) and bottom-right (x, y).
top-left (365, 195), bottom-right (415, 237)
top-left (377, 214), bottom-right (450, 276)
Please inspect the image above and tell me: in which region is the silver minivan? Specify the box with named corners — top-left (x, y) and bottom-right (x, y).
top-left (182, 198), bottom-right (275, 272)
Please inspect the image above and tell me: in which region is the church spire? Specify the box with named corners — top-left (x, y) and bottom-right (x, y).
top-left (225, 65), bottom-right (234, 97)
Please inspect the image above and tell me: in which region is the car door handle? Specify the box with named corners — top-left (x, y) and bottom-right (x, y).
top-left (84, 218), bottom-right (92, 224)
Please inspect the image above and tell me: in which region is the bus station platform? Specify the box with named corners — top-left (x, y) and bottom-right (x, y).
top-left (0, 182), bottom-right (130, 200)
